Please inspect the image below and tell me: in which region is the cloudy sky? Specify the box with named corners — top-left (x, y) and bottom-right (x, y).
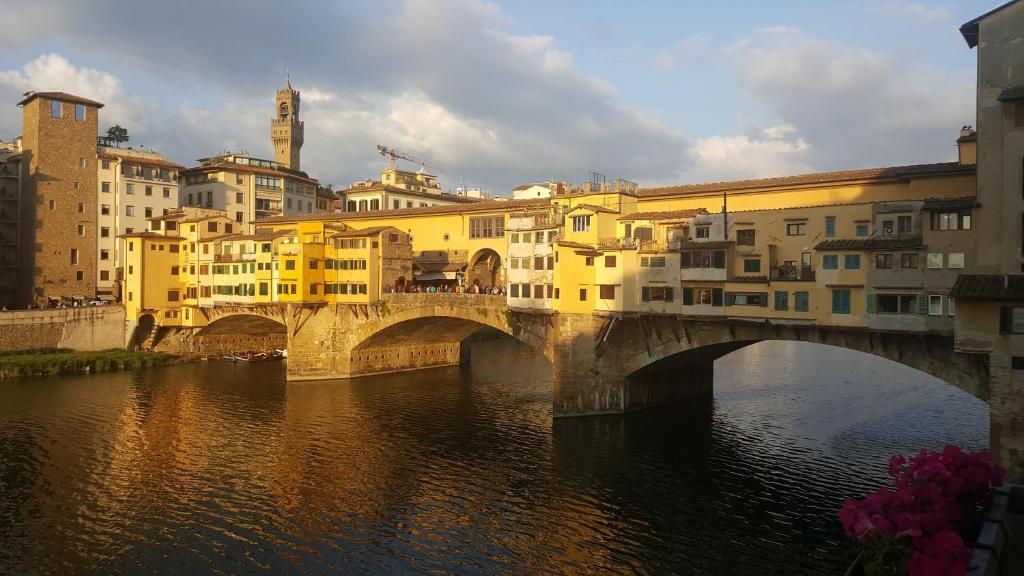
top-left (0, 0), bottom-right (984, 195)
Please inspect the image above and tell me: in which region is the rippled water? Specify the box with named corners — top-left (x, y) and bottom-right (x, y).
top-left (0, 339), bottom-right (988, 575)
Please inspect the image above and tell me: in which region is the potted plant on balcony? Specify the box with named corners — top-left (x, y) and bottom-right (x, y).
top-left (838, 446), bottom-right (1005, 576)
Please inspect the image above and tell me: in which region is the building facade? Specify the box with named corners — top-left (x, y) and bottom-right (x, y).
top-left (18, 91), bottom-right (104, 305)
top-left (337, 167), bottom-right (482, 213)
top-left (0, 139), bottom-right (21, 308)
top-left (96, 146), bottom-right (183, 299)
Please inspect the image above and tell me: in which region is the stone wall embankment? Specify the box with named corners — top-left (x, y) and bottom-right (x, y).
top-left (0, 306), bottom-right (126, 352)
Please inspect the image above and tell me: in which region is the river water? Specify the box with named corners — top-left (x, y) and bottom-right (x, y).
top-left (0, 339), bottom-right (988, 575)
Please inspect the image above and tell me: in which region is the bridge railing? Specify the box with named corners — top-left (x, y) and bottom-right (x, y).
top-left (381, 293), bottom-right (508, 307)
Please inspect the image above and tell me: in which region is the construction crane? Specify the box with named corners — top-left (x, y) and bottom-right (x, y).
top-left (376, 144), bottom-right (443, 173)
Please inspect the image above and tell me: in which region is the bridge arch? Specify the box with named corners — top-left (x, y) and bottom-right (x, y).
top-left (602, 317), bottom-right (989, 402)
top-left (466, 248), bottom-right (503, 290)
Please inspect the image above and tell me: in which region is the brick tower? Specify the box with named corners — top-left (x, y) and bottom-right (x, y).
top-left (271, 75), bottom-right (303, 170)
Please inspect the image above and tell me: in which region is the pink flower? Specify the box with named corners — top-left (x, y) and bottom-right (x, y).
top-left (907, 531), bottom-right (970, 576)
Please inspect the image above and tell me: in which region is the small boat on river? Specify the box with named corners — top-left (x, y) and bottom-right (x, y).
top-left (220, 349), bottom-right (286, 363)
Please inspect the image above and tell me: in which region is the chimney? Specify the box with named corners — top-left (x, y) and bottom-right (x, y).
top-left (957, 125), bottom-right (977, 166)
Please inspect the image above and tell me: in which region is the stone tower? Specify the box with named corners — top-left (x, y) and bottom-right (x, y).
top-left (272, 75), bottom-right (303, 170)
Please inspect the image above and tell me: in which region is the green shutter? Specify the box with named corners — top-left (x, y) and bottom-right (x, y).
top-left (642, 287), bottom-right (650, 302)
top-left (665, 288), bottom-right (674, 303)
top-left (760, 292), bottom-right (768, 307)
top-left (712, 250), bottom-right (726, 268)
top-left (774, 290), bottom-right (788, 311)
top-left (795, 291), bottom-right (809, 312)
top-left (919, 293), bottom-right (929, 314)
top-left (681, 252), bottom-right (692, 268)
top-left (825, 217), bottom-right (836, 237)
top-left (867, 293), bottom-right (876, 313)
top-left (724, 291), bottom-right (734, 306)
top-left (712, 288), bottom-right (724, 307)
top-left (682, 287), bottom-right (693, 305)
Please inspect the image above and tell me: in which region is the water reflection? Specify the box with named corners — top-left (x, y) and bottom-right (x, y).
top-left (0, 339), bottom-right (988, 574)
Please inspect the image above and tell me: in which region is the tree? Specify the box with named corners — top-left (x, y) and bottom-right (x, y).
top-left (106, 125), bottom-right (129, 147)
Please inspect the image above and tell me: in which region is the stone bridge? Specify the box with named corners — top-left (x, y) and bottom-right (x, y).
top-left (194, 294), bottom-right (990, 416)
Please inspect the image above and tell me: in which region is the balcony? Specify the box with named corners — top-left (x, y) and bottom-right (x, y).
top-left (770, 265), bottom-right (816, 282)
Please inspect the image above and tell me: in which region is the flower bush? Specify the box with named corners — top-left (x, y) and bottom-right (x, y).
top-left (837, 446), bottom-right (1005, 576)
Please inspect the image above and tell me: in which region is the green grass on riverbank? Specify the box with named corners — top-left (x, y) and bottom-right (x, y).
top-left (0, 349), bottom-right (178, 378)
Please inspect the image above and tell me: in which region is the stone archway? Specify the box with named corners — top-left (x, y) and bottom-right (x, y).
top-left (467, 248), bottom-right (504, 290)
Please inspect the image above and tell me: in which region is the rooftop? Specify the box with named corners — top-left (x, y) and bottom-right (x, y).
top-left (951, 274), bottom-right (1024, 301)
top-left (618, 208), bottom-right (709, 221)
top-left (261, 198), bottom-right (549, 223)
top-left (637, 162), bottom-right (974, 199)
top-left (18, 91), bottom-right (104, 108)
top-left (922, 197), bottom-right (980, 211)
top-left (814, 236), bottom-right (926, 251)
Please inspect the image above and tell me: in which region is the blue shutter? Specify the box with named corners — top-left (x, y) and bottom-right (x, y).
top-left (759, 292), bottom-right (768, 307)
top-left (867, 293), bottom-right (876, 314)
top-left (856, 223), bottom-right (868, 237)
top-left (795, 291), bottom-right (809, 312)
top-left (844, 254), bottom-right (860, 269)
top-left (823, 255), bottom-right (838, 270)
top-left (919, 293), bottom-right (929, 315)
top-left (825, 217), bottom-right (836, 237)
top-left (642, 287), bottom-right (650, 302)
top-left (774, 290), bottom-right (788, 311)
top-left (832, 289), bottom-right (851, 314)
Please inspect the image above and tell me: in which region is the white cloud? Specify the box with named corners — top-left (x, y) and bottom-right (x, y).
top-left (687, 124), bottom-right (812, 183)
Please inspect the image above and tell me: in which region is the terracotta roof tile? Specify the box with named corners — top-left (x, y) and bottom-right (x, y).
top-left (731, 275), bottom-right (769, 284)
top-left (922, 196), bottom-right (980, 211)
top-left (556, 240), bottom-right (596, 250)
top-left (618, 208), bottom-right (709, 221)
top-left (676, 240), bottom-right (734, 250)
top-left (18, 91), bottom-right (104, 108)
top-left (118, 231), bottom-right (183, 240)
top-left (98, 151), bottom-right (184, 169)
top-left (568, 203), bottom-right (618, 214)
top-left (262, 198), bottom-right (548, 222)
top-left (951, 274), bottom-right (1024, 301)
top-left (638, 162), bottom-right (974, 199)
top-left (814, 236), bottom-right (925, 251)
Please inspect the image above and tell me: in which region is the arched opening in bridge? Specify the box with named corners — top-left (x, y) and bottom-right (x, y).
top-left (197, 314), bottom-right (287, 355)
top-left (466, 248), bottom-right (504, 290)
top-left (348, 315), bottom-right (543, 378)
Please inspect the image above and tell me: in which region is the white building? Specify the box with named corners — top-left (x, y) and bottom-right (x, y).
top-left (96, 146), bottom-right (183, 300)
top-left (506, 209), bottom-right (561, 310)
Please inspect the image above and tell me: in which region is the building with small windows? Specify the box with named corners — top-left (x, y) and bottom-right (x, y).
top-left (17, 91), bottom-right (104, 305)
top-left (506, 209), bottom-right (560, 309)
top-left (336, 167), bottom-right (483, 213)
top-left (0, 140), bottom-right (22, 308)
top-left (95, 146), bottom-right (183, 300)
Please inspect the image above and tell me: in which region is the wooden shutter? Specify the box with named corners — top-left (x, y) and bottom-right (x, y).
top-left (712, 250), bottom-right (725, 268)
top-left (712, 288), bottom-right (724, 307)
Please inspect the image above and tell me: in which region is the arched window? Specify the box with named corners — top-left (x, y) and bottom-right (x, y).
top-left (347, 200), bottom-right (357, 212)
top-left (358, 200), bottom-right (368, 211)
top-left (279, 102), bottom-right (289, 120)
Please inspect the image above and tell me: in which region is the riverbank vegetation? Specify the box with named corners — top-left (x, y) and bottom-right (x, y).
top-left (0, 348), bottom-right (178, 378)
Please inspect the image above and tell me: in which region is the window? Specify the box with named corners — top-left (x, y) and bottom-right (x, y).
top-left (743, 259), bottom-right (761, 273)
top-left (77, 224), bottom-right (85, 236)
top-left (774, 290), bottom-right (788, 311)
top-left (948, 253), bottom-right (965, 269)
top-left (604, 255), bottom-right (616, 268)
top-left (579, 288), bottom-right (587, 301)
top-left (641, 286), bottom-right (674, 302)
top-left (75, 103), bottom-right (85, 121)
top-left (48, 200), bottom-right (55, 210)
top-left (695, 226), bottom-right (710, 239)
top-left (370, 199), bottom-right (380, 211)
top-left (927, 253), bottom-right (943, 269)
top-left (77, 202), bottom-right (85, 213)
top-left (167, 290), bottom-right (180, 302)
top-left (794, 291), bottom-right (809, 312)
top-left (680, 250), bottom-right (725, 269)
top-left (928, 295), bottom-right (944, 316)
top-left (170, 265), bottom-right (178, 275)
top-left (546, 255), bottom-right (555, 270)
top-left (235, 192), bottom-right (244, 204)
top-left (875, 254), bottom-right (893, 269)
top-left (534, 231), bottom-right (545, 244)
top-left (145, 207), bottom-right (153, 218)
top-left (100, 249), bottom-right (109, 260)
top-left (585, 257), bottom-right (594, 266)
top-left (101, 227), bottom-right (110, 238)
top-left (831, 289), bottom-right (851, 314)
top-left (599, 285), bottom-right (616, 299)
top-left (236, 211), bottom-right (243, 222)
top-left (901, 253), bottom-right (919, 269)
top-left (736, 229), bottom-right (755, 245)
top-left (163, 187), bottom-right (171, 198)
top-left (469, 216), bottom-right (505, 238)
top-left (897, 215), bottom-right (912, 234)
top-left (571, 215), bottom-right (592, 232)
top-left (844, 254), bottom-right (861, 269)
top-left (126, 183), bottom-right (134, 195)
top-left (510, 233), bottom-right (519, 244)
top-left (875, 294), bottom-right (917, 314)
top-left (931, 210), bottom-right (972, 231)
top-left (856, 223), bottom-right (869, 237)
top-left (825, 216), bottom-right (836, 237)
top-left (533, 285), bottom-right (544, 299)
top-left (534, 256), bottom-right (544, 270)
top-left (786, 222), bottom-right (806, 236)
top-left (882, 219), bottom-right (894, 235)
top-left (285, 260), bottom-right (295, 270)
top-left (76, 271), bottom-right (84, 281)
top-left (101, 181), bottom-right (110, 193)
top-left (682, 287), bottom-right (723, 306)
top-left (310, 260), bottom-right (318, 269)
top-left (70, 249), bottom-right (79, 265)
top-left (510, 284), bottom-right (519, 298)
top-left (823, 254), bottom-right (839, 270)
top-left (145, 185), bottom-right (153, 196)
top-left (125, 205), bottom-right (134, 217)
top-left (641, 256), bottom-right (666, 267)
top-left (51, 100), bottom-right (61, 118)
top-left (729, 292), bottom-right (766, 306)
top-left (100, 271), bottom-right (109, 281)
top-left (1000, 308), bottom-right (1024, 334)
top-left (948, 297), bottom-right (956, 316)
